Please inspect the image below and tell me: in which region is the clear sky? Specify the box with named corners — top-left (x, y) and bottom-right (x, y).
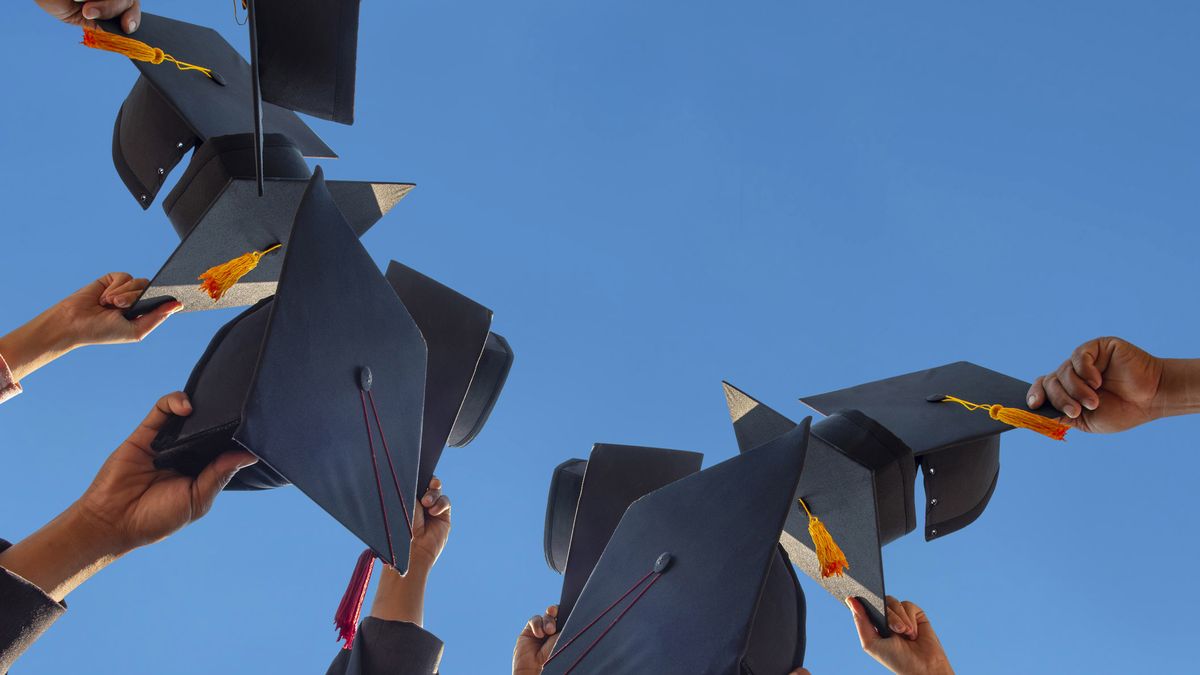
top-left (2, 1), bottom-right (1198, 673)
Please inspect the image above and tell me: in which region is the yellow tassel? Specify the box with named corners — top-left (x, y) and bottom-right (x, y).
top-left (198, 244), bottom-right (282, 302)
top-left (82, 28), bottom-right (213, 78)
top-left (798, 498), bottom-right (849, 578)
top-left (939, 395), bottom-right (1069, 441)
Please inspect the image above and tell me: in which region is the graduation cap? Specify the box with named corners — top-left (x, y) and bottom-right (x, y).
top-left (383, 261), bottom-right (514, 491)
top-left (153, 245), bottom-right (512, 494)
top-left (116, 131), bottom-right (412, 318)
top-left (240, 0), bottom-right (363, 194)
top-left (800, 361), bottom-right (1067, 541)
top-left (86, 13), bottom-right (335, 206)
top-left (151, 167), bottom-right (425, 572)
top-left (724, 382), bottom-right (911, 638)
top-left (542, 423), bottom-right (811, 675)
top-left (542, 445), bottom-right (704, 624)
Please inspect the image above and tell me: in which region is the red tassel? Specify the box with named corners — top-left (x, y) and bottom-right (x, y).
top-left (334, 549), bottom-right (377, 649)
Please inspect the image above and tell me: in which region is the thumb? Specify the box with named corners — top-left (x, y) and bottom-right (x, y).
top-left (846, 597), bottom-right (881, 651)
top-left (129, 300), bottom-right (183, 341)
top-left (192, 450), bottom-right (258, 518)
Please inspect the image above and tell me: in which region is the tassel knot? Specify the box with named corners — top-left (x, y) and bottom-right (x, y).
top-left (334, 549), bottom-right (377, 650)
top-left (939, 395), bottom-right (1069, 441)
top-left (197, 244), bottom-right (282, 302)
top-left (82, 28), bottom-right (214, 78)
top-left (799, 498), bottom-right (849, 578)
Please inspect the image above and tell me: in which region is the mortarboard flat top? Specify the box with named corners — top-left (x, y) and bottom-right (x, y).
top-left (124, 133), bottom-right (412, 318)
top-left (154, 168), bottom-right (426, 569)
top-left (101, 13), bottom-right (335, 208)
top-left (800, 361), bottom-right (1057, 456)
top-left (725, 382), bottom-right (912, 638)
top-left (543, 423), bottom-right (810, 675)
top-left (545, 445), bottom-right (703, 624)
top-left (252, 0), bottom-right (362, 124)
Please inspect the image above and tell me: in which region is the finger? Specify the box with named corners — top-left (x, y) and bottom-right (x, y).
top-left (884, 596), bottom-right (915, 638)
top-left (428, 475), bottom-right (442, 491)
top-left (1027, 376), bottom-right (1047, 408)
top-left (543, 611), bottom-right (557, 636)
top-left (106, 288), bottom-right (146, 310)
top-left (428, 495), bottom-right (451, 517)
top-left (99, 272), bottom-right (133, 292)
top-left (527, 614), bottom-right (545, 639)
top-left (1057, 362), bottom-right (1100, 411)
top-left (128, 300), bottom-right (183, 341)
top-left (901, 601), bottom-right (930, 627)
top-left (121, 0), bottom-right (140, 33)
top-left (846, 597), bottom-right (881, 650)
top-left (192, 449), bottom-right (259, 517)
top-left (546, 605), bottom-right (559, 618)
top-left (79, 0), bottom-right (135, 22)
top-left (421, 488), bottom-right (442, 508)
top-left (1043, 374), bottom-right (1081, 418)
top-left (1071, 343), bottom-right (1104, 390)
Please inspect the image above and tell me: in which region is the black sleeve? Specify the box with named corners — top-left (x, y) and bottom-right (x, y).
top-left (326, 617), bottom-right (444, 675)
top-left (0, 539), bottom-right (67, 674)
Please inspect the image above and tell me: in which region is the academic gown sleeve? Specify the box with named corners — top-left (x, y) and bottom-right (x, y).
top-left (325, 618), bottom-right (443, 675)
top-left (0, 540), bottom-right (66, 674)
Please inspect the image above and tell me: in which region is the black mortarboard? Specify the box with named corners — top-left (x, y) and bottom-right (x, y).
top-left (543, 423), bottom-right (811, 675)
top-left (542, 445), bottom-right (704, 624)
top-left (96, 13), bottom-right (335, 208)
top-left (242, 0), bottom-right (360, 195)
top-left (152, 168), bottom-right (424, 570)
top-left (122, 132), bottom-right (412, 318)
top-left (382, 261), bottom-right (514, 491)
top-left (724, 382), bottom-right (910, 639)
top-left (249, 0), bottom-right (362, 124)
top-left (152, 227), bottom-right (510, 501)
top-left (800, 361), bottom-right (1065, 540)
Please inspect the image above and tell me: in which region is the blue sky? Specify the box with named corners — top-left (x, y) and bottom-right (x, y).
top-left (2, 1), bottom-right (1198, 672)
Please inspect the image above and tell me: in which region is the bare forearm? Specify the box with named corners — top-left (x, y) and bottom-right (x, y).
top-left (0, 506), bottom-right (125, 602)
top-left (368, 564), bottom-right (429, 626)
top-left (1154, 358), bottom-right (1200, 420)
top-left (0, 309), bottom-right (75, 382)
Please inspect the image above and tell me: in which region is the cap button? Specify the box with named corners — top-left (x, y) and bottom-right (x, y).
top-left (358, 366), bottom-right (373, 392)
top-left (929, 498), bottom-right (939, 506)
top-left (930, 528), bottom-right (939, 536)
top-left (927, 467), bottom-right (936, 476)
top-left (654, 552), bottom-right (673, 573)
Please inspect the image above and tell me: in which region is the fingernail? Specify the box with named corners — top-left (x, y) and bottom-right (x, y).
top-left (422, 496), bottom-right (433, 506)
top-left (890, 623), bottom-right (905, 634)
top-left (546, 622), bottom-right (556, 635)
top-left (237, 457), bottom-right (260, 470)
top-left (1027, 396), bottom-right (1037, 407)
top-left (127, 20), bottom-right (138, 33)
top-left (83, 8), bottom-right (99, 19)
top-left (844, 598), bottom-right (856, 611)
top-left (1065, 404), bottom-right (1080, 418)
top-left (117, 298), bottom-right (131, 308)
top-left (1084, 400), bottom-right (1098, 410)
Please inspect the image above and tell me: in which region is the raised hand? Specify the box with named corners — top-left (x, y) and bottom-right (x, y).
top-left (1026, 337), bottom-right (1196, 433)
top-left (35, 0), bottom-right (141, 33)
top-left (512, 605), bottom-right (559, 675)
top-left (849, 596), bottom-right (954, 675)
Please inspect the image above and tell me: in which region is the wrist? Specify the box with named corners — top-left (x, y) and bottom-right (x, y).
top-left (1152, 358), bottom-right (1200, 420)
top-left (0, 506), bottom-right (126, 602)
top-left (0, 310), bottom-right (78, 381)
top-left (369, 563), bottom-right (428, 625)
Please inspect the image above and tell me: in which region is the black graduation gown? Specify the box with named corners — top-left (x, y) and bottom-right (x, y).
top-left (325, 617), bottom-right (444, 675)
top-left (0, 540), bottom-right (66, 674)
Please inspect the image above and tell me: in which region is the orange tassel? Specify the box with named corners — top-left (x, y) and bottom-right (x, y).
top-left (799, 498), bottom-right (849, 578)
top-left (939, 395), bottom-right (1069, 441)
top-left (82, 28), bottom-right (213, 78)
top-left (198, 244), bottom-right (282, 301)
